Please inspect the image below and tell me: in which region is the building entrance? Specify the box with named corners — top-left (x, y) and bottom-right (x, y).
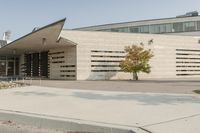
top-left (24, 52), bottom-right (49, 78)
top-left (7, 61), bottom-right (14, 76)
top-left (0, 56), bottom-right (19, 77)
top-left (0, 61), bottom-right (6, 76)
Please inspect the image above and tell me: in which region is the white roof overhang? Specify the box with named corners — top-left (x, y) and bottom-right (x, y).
top-left (0, 18), bottom-right (76, 55)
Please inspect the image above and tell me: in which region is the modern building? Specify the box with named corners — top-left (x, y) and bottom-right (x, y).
top-left (74, 11), bottom-right (200, 36)
top-left (0, 18), bottom-right (200, 80)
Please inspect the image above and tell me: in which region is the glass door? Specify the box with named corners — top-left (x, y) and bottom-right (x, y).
top-left (0, 61), bottom-right (6, 76)
top-left (7, 61), bottom-right (14, 76)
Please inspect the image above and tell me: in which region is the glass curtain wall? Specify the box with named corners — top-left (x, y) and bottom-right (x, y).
top-left (0, 58), bottom-right (6, 76)
top-left (0, 56), bottom-right (19, 77)
top-left (100, 21), bottom-right (200, 34)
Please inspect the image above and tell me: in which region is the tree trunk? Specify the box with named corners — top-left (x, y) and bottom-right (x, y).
top-left (135, 72), bottom-right (138, 80)
top-left (133, 72), bottom-right (139, 81)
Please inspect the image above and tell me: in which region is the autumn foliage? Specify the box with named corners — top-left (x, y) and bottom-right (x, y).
top-left (120, 44), bottom-right (154, 80)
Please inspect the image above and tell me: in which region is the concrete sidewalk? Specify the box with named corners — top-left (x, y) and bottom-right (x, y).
top-left (18, 80), bottom-right (200, 94)
top-left (0, 86), bottom-right (199, 132)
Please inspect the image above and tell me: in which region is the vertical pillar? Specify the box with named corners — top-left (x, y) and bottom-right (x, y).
top-left (39, 52), bottom-right (41, 77)
top-left (5, 56), bottom-right (7, 76)
top-left (13, 57), bottom-right (16, 76)
top-left (31, 54), bottom-right (33, 77)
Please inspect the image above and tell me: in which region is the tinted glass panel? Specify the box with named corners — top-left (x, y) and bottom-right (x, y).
top-left (0, 56), bottom-right (6, 60)
top-left (160, 25), bottom-right (166, 33)
top-left (197, 21), bottom-right (200, 30)
top-left (0, 61), bottom-right (6, 76)
top-left (149, 25), bottom-right (155, 33)
top-left (130, 27), bottom-right (140, 33)
top-left (173, 22), bottom-right (183, 32)
top-left (184, 22), bottom-right (196, 32)
top-left (166, 24), bottom-right (173, 33)
top-left (118, 27), bottom-right (129, 32)
top-left (140, 26), bottom-right (149, 33)
top-left (111, 29), bottom-right (119, 32)
top-left (149, 25), bottom-right (160, 33)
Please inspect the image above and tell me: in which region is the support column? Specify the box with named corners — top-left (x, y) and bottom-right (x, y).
top-left (13, 57), bottom-right (16, 76)
top-left (39, 52), bottom-right (41, 77)
top-left (5, 56), bottom-right (7, 76)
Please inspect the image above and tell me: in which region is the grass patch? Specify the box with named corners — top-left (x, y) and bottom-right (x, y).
top-left (193, 90), bottom-right (200, 94)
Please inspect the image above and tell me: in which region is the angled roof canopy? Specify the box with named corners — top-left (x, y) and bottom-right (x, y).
top-left (0, 18), bottom-right (76, 55)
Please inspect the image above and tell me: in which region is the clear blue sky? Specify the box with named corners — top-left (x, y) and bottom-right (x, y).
top-left (1, 0), bottom-right (200, 40)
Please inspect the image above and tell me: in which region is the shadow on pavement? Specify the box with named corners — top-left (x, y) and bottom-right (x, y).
top-left (72, 92), bottom-right (200, 105)
top-left (12, 91), bottom-right (59, 97)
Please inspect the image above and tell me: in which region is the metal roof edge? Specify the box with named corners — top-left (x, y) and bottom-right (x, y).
top-left (1, 18), bottom-right (66, 49)
top-left (73, 16), bottom-right (200, 30)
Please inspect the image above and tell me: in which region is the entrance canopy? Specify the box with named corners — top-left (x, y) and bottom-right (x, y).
top-left (0, 18), bottom-right (76, 55)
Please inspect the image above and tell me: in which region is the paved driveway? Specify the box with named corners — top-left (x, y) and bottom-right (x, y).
top-left (0, 86), bottom-right (199, 132)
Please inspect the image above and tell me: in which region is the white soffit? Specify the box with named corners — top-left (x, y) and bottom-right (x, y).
top-left (1, 18), bottom-right (76, 54)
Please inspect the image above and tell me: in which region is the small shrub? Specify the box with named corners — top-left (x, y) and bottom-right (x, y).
top-left (0, 82), bottom-right (18, 89)
top-left (193, 90), bottom-right (200, 94)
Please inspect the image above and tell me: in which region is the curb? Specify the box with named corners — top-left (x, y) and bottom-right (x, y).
top-left (0, 110), bottom-right (145, 133)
